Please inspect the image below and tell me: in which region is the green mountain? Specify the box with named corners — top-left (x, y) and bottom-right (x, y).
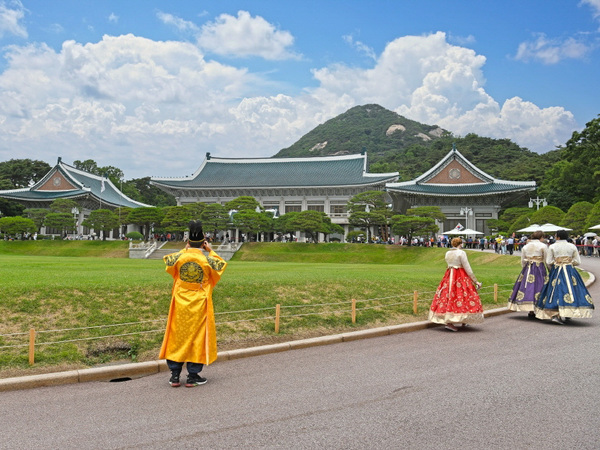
top-left (274, 104), bottom-right (560, 185)
top-left (275, 104), bottom-right (449, 160)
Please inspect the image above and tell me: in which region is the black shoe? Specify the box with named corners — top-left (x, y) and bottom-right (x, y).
top-left (528, 311), bottom-right (535, 319)
top-left (169, 372), bottom-right (181, 387)
top-left (185, 373), bottom-right (207, 387)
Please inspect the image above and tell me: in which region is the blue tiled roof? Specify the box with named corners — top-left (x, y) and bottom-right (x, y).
top-left (151, 154), bottom-right (399, 188)
top-left (0, 188), bottom-right (89, 200)
top-left (386, 182), bottom-right (535, 196)
top-left (0, 160), bottom-right (150, 208)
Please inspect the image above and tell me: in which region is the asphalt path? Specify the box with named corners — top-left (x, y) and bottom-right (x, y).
top-left (2, 256), bottom-right (600, 449)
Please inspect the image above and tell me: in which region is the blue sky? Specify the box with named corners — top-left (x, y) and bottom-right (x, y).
top-left (0, 0), bottom-right (599, 179)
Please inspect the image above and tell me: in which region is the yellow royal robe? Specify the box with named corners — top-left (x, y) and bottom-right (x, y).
top-left (159, 248), bottom-right (227, 365)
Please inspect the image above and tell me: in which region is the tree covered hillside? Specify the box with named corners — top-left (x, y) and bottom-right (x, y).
top-left (273, 104), bottom-right (559, 186)
top-left (275, 104), bottom-right (450, 160)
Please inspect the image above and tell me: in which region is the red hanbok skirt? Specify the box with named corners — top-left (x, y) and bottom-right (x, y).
top-left (429, 267), bottom-right (484, 325)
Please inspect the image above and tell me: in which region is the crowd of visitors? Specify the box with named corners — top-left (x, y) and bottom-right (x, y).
top-left (387, 233), bottom-right (600, 257)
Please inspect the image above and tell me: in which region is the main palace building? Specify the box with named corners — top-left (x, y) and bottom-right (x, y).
top-left (0, 145), bottom-right (536, 240)
top-left (151, 145), bottom-right (536, 239)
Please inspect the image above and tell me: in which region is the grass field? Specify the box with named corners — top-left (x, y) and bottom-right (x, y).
top-left (0, 241), bottom-right (523, 378)
top-left (0, 240), bottom-right (130, 258)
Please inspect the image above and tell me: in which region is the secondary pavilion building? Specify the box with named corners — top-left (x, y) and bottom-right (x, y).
top-left (0, 157), bottom-right (150, 238)
top-left (150, 151), bottom-right (400, 241)
top-left (385, 144), bottom-right (536, 235)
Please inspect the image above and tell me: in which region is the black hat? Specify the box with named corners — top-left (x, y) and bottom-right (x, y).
top-left (188, 220), bottom-right (205, 244)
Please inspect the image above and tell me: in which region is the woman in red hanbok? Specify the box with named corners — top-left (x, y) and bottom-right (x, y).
top-left (429, 237), bottom-right (484, 331)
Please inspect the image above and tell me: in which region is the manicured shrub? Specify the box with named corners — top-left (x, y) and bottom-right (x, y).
top-left (126, 231), bottom-right (144, 240)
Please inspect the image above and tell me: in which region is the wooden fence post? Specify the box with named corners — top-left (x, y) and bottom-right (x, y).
top-left (29, 328), bottom-right (36, 365)
top-left (275, 304), bottom-right (280, 333)
top-left (352, 299), bottom-right (356, 324)
top-left (413, 291), bottom-right (418, 314)
top-left (494, 283), bottom-right (498, 303)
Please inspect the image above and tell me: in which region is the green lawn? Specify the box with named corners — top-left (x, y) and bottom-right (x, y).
top-left (0, 242), bottom-right (522, 377)
top-left (0, 240), bottom-right (130, 258)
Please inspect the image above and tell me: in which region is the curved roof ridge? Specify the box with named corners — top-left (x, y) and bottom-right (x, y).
top-left (414, 144), bottom-right (496, 184)
top-left (211, 153), bottom-right (366, 163)
top-left (0, 158), bottom-right (151, 209)
top-left (151, 152), bottom-right (399, 187)
top-left (389, 179), bottom-right (536, 188)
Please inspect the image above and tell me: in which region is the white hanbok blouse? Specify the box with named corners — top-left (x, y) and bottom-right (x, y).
top-left (546, 240), bottom-right (580, 266)
top-left (445, 247), bottom-right (478, 283)
top-left (520, 239), bottom-right (547, 267)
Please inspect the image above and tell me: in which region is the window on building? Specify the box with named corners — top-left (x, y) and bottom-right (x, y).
top-left (285, 201), bottom-right (301, 214)
top-left (285, 205), bottom-right (302, 213)
top-left (307, 205), bottom-right (325, 212)
top-left (330, 205), bottom-right (346, 215)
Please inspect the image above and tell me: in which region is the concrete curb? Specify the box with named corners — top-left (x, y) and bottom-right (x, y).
top-left (585, 270), bottom-right (595, 286)
top-left (0, 306), bottom-right (512, 393)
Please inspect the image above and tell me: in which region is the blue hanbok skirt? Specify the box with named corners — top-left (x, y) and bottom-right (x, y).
top-left (535, 263), bottom-right (594, 319)
top-left (507, 261), bottom-right (547, 312)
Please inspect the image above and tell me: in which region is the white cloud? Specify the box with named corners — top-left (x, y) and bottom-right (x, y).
top-left (343, 35), bottom-right (376, 61)
top-left (44, 23), bottom-right (64, 34)
top-left (0, 31), bottom-right (579, 179)
top-left (311, 32), bottom-right (490, 117)
top-left (108, 13), bottom-right (119, 24)
top-left (197, 10), bottom-right (299, 60)
top-left (448, 33), bottom-right (476, 46)
top-left (0, 34), bottom-right (266, 177)
top-left (580, 0), bottom-right (600, 18)
top-left (157, 11), bottom-right (199, 35)
top-left (434, 97), bottom-right (575, 152)
top-left (0, 0), bottom-right (27, 38)
top-left (304, 32), bottom-right (576, 152)
top-left (515, 33), bottom-right (592, 64)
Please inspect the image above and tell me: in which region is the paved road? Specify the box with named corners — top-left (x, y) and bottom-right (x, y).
top-left (2, 257), bottom-right (600, 449)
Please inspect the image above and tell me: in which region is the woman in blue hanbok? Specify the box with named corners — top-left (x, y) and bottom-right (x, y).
top-left (507, 230), bottom-right (548, 318)
top-left (535, 230), bottom-right (594, 324)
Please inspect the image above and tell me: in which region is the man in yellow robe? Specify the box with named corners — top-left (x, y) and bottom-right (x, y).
top-left (159, 221), bottom-right (227, 387)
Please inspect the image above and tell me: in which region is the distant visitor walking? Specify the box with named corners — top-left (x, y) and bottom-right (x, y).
top-left (507, 230), bottom-right (548, 318)
top-left (159, 221), bottom-right (227, 387)
top-left (429, 237), bottom-right (484, 331)
top-left (535, 230), bottom-right (594, 324)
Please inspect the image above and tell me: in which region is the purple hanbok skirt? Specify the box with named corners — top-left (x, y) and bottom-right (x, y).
top-left (507, 261), bottom-right (547, 312)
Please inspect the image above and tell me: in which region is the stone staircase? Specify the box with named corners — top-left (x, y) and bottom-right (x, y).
top-left (134, 242), bottom-right (242, 261)
top-left (146, 247), bottom-right (173, 260)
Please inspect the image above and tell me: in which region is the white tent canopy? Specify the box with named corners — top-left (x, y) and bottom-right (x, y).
top-left (442, 228), bottom-right (483, 236)
top-left (589, 224), bottom-right (600, 230)
top-left (516, 224), bottom-right (542, 233)
top-left (517, 223), bottom-right (572, 233)
top-left (539, 223), bottom-right (572, 232)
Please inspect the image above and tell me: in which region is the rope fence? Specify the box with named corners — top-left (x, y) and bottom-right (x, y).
top-left (1, 283), bottom-right (512, 366)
